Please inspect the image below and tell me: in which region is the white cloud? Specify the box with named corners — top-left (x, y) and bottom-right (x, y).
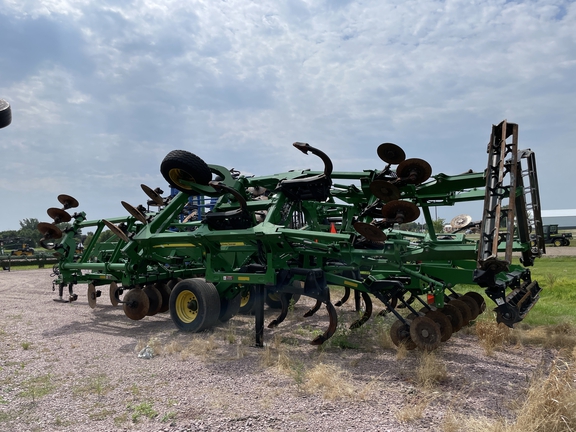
top-left (1, 0), bottom-right (575, 228)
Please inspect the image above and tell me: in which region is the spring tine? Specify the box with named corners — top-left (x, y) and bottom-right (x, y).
top-left (268, 294), bottom-right (290, 328)
top-left (303, 299), bottom-right (322, 317)
top-left (334, 286), bottom-right (350, 307)
top-left (310, 301), bottom-right (338, 345)
top-left (349, 292), bottom-right (373, 329)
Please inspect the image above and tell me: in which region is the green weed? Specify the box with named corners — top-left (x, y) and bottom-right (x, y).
top-left (161, 411), bottom-right (177, 422)
top-left (129, 401), bottom-right (158, 423)
top-left (74, 374), bottom-right (112, 398)
top-left (19, 374), bottom-right (55, 403)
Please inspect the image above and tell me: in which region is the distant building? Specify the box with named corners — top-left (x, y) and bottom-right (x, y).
top-left (541, 209), bottom-right (576, 229)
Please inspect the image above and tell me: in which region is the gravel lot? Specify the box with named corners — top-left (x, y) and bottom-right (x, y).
top-left (0, 267), bottom-right (562, 432)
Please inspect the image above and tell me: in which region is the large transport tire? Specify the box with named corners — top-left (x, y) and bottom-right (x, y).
top-left (219, 293), bottom-right (242, 323)
top-left (169, 278), bottom-right (221, 332)
top-left (160, 150), bottom-right (212, 194)
top-left (0, 99), bottom-right (11, 129)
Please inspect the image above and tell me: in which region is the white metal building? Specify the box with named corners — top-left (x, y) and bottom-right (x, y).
top-left (541, 209), bottom-right (576, 229)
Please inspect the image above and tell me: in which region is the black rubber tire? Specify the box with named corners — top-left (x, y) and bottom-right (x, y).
top-left (219, 293), bottom-right (242, 323)
top-left (238, 286), bottom-right (256, 315)
top-left (169, 278), bottom-right (221, 332)
top-left (0, 99), bottom-right (11, 129)
top-left (160, 150), bottom-right (212, 194)
top-left (265, 292), bottom-right (301, 309)
top-left (167, 278), bottom-right (182, 291)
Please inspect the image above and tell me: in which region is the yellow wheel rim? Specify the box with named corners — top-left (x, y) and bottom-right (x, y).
top-left (268, 293), bottom-right (281, 302)
top-left (175, 290), bottom-right (199, 323)
top-left (240, 291), bottom-right (250, 308)
top-left (169, 168), bottom-right (195, 190)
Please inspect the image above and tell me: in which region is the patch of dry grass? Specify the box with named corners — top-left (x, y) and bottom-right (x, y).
top-left (395, 342), bottom-right (408, 360)
top-left (490, 322), bottom-right (576, 355)
top-left (373, 317), bottom-right (395, 350)
top-left (416, 351), bottom-right (448, 388)
top-left (475, 321), bottom-right (512, 355)
top-left (443, 360), bottom-right (576, 432)
top-left (395, 393), bottom-right (434, 423)
top-left (303, 363), bottom-right (357, 400)
top-left (180, 335), bottom-right (219, 360)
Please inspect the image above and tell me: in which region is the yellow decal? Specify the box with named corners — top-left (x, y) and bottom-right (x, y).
top-left (238, 276), bottom-right (250, 281)
top-left (221, 242), bottom-right (245, 247)
top-left (153, 243), bottom-right (196, 248)
top-left (344, 280), bottom-right (358, 288)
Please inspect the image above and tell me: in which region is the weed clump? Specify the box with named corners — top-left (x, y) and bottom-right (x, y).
top-left (416, 351), bottom-right (448, 388)
top-left (442, 360), bottom-right (576, 432)
top-left (475, 321), bottom-right (511, 355)
top-left (303, 363), bottom-right (356, 400)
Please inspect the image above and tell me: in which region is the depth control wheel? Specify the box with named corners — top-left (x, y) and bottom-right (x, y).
top-left (238, 286), bottom-right (255, 315)
top-left (160, 150), bottom-right (212, 194)
top-left (169, 278), bottom-right (221, 332)
top-left (219, 293), bottom-right (242, 323)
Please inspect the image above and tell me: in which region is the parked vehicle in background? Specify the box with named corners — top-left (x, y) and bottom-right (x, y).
top-left (542, 224), bottom-right (572, 246)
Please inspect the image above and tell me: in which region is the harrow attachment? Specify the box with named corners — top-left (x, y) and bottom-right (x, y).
top-left (41, 120), bottom-right (546, 350)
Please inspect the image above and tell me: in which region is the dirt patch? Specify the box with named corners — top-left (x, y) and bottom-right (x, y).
top-left (0, 270), bottom-right (560, 431)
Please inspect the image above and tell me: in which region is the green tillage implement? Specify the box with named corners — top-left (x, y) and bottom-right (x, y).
top-left (39, 120), bottom-right (545, 351)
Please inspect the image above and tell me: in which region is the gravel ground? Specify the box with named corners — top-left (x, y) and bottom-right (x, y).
top-left (0, 266), bottom-right (563, 432)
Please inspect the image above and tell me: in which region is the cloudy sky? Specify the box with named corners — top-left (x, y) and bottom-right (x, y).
top-left (1, 0), bottom-right (575, 231)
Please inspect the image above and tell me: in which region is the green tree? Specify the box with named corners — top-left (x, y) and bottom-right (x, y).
top-left (99, 230), bottom-right (115, 242)
top-left (432, 218), bottom-right (446, 233)
top-left (18, 218), bottom-right (42, 247)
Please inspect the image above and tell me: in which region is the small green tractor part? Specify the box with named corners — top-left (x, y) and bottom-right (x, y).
top-left (39, 120), bottom-right (545, 351)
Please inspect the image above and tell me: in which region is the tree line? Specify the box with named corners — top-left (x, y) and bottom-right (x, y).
top-left (0, 218), bottom-right (83, 249)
